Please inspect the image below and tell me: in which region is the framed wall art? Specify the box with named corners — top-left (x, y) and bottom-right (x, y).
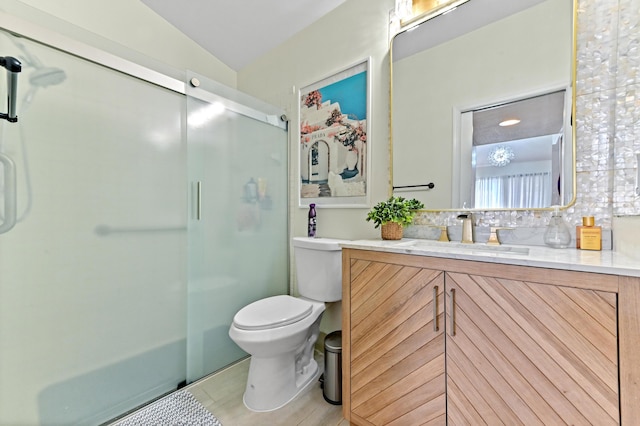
top-left (298, 58), bottom-right (371, 208)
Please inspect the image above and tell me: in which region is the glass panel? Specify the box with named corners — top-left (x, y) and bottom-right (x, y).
top-left (0, 33), bottom-right (186, 425)
top-left (186, 72), bottom-right (288, 382)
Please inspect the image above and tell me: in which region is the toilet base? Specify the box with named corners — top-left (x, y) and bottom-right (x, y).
top-left (242, 355), bottom-right (322, 412)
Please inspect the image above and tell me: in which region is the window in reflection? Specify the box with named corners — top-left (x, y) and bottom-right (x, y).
top-left (461, 90), bottom-right (568, 209)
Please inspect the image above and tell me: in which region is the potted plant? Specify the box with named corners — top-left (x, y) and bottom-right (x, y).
top-left (366, 196), bottom-right (424, 240)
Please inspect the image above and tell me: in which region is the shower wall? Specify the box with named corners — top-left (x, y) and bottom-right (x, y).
top-left (0, 25), bottom-right (288, 426)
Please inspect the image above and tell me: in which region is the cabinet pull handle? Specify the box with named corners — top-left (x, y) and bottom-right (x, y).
top-left (433, 286), bottom-right (439, 332)
top-left (449, 288), bottom-right (456, 336)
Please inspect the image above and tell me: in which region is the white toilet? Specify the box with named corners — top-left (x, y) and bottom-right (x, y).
top-left (228, 236), bottom-right (346, 412)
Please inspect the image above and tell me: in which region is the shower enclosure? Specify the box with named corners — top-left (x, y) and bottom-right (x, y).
top-left (0, 11), bottom-right (288, 426)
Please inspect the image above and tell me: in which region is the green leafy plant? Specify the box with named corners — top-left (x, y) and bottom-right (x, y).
top-left (366, 196), bottom-right (425, 228)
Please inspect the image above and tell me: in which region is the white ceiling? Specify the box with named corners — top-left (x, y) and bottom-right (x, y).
top-left (140, 0), bottom-right (347, 71)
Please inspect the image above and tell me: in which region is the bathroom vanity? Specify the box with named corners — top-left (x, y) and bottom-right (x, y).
top-left (341, 240), bottom-right (640, 425)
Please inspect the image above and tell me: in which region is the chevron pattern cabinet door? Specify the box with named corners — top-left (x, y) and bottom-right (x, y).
top-left (349, 259), bottom-right (446, 426)
top-left (445, 272), bottom-right (619, 425)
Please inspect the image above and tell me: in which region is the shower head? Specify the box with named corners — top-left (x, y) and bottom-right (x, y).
top-left (29, 66), bottom-right (66, 88)
top-left (21, 66), bottom-right (66, 108)
top-left (7, 36), bottom-right (66, 89)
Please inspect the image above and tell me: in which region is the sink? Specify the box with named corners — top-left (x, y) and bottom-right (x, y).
top-left (391, 239), bottom-right (530, 255)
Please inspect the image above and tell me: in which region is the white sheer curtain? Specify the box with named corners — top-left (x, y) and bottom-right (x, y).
top-left (475, 172), bottom-right (551, 209)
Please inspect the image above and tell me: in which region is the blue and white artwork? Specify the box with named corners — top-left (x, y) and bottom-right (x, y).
top-left (299, 60), bottom-right (369, 207)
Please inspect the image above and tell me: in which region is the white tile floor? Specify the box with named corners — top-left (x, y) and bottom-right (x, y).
top-left (188, 355), bottom-right (348, 426)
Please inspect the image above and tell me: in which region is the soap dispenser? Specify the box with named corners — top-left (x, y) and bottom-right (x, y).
top-left (543, 206), bottom-right (571, 249)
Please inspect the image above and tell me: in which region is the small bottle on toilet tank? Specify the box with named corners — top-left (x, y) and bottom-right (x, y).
top-left (308, 203), bottom-right (316, 237)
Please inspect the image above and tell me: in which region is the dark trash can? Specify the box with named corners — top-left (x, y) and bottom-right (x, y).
top-left (323, 330), bottom-right (342, 405)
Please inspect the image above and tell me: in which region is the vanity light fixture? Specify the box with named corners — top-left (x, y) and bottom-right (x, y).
top-left (488, 145), bottom-right (515, 167)
top-left (395, 0), bottom-right (413, 21)
top-left (499, 118), bottom-right (521, 127)
top-left (399, 0), bottom-right (469, 26)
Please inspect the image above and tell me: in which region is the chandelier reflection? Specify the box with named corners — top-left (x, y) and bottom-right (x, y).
top-left (488, 145), bottom-right (515, 167)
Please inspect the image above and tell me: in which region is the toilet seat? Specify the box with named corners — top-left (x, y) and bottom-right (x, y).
top-left (233, 295), bottom-right (313, 331)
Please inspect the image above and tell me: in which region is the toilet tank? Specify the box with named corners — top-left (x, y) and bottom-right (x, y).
top-left (293, 237), bottom-right (348, 302)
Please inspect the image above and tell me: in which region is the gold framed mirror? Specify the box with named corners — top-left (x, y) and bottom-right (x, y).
top-left (390, 0), bottom-right (577, 212)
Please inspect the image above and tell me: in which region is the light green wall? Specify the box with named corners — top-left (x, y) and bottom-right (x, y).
top-left (13, 0), bottom-right (237, 87)
top-left (238, 0), bottom-right (395, 244)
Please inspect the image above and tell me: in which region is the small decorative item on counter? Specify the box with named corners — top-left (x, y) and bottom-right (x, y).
top-left (543, 206), bottom-right (571, 249)
top-left (577, 216), bottom-right (601, 250)
top-left (365, 196), bottom-right (424, 240)
top-left (308, 203), bottom-right (317, 237)
top-left (380, 221), bottom-right (403, 240)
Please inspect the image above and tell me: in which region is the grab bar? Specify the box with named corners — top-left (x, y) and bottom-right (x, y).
top-left (94, 225), bottom-right (186, 236)
top-left (0, 152), bottom-right (17, 233)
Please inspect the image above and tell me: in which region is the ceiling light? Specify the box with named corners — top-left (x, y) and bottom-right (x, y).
top-left (488, 145), bottom-right (515, 167)
top-left (499, 119), bottom-right (521, 127)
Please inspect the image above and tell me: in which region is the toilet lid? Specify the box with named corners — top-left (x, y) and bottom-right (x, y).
top-left (233, 295), bottom-right (313, 331)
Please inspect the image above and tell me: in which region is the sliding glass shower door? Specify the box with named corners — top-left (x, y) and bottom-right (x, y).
top-left (0, 32), bottom-right (188, 425)
top-left (186, 72), bottom-right (289, 382)
top-left (0, 24), bottom-right (288, 426)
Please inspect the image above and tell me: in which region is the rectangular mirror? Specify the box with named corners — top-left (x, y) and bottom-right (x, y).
top-left (390, 0), bottom-right (575, 211)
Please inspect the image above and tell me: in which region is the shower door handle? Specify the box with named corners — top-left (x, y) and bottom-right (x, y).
top-left (196, 181), bottom-right (202, 220)
top-left (0, 152), bottom-right (17, 233)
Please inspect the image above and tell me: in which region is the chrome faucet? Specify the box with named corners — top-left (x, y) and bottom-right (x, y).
top-left (457, 214), bottom-right (473, 243)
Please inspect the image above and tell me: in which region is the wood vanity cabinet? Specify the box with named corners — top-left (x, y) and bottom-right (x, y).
top-left (342, 248), bottom-right (640, 425)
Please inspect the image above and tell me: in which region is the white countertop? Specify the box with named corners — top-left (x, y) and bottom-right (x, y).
top-left (341, 239), bottom-right (640, 278)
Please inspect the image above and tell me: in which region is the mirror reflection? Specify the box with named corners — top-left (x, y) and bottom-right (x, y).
top-left (391, 0), bottom-right (574, 211)
top-left (460, 89), bottom-right (572, 209)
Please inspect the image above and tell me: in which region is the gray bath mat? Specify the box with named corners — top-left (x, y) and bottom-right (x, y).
top-left (113, 390), bottom-right (222, 426)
